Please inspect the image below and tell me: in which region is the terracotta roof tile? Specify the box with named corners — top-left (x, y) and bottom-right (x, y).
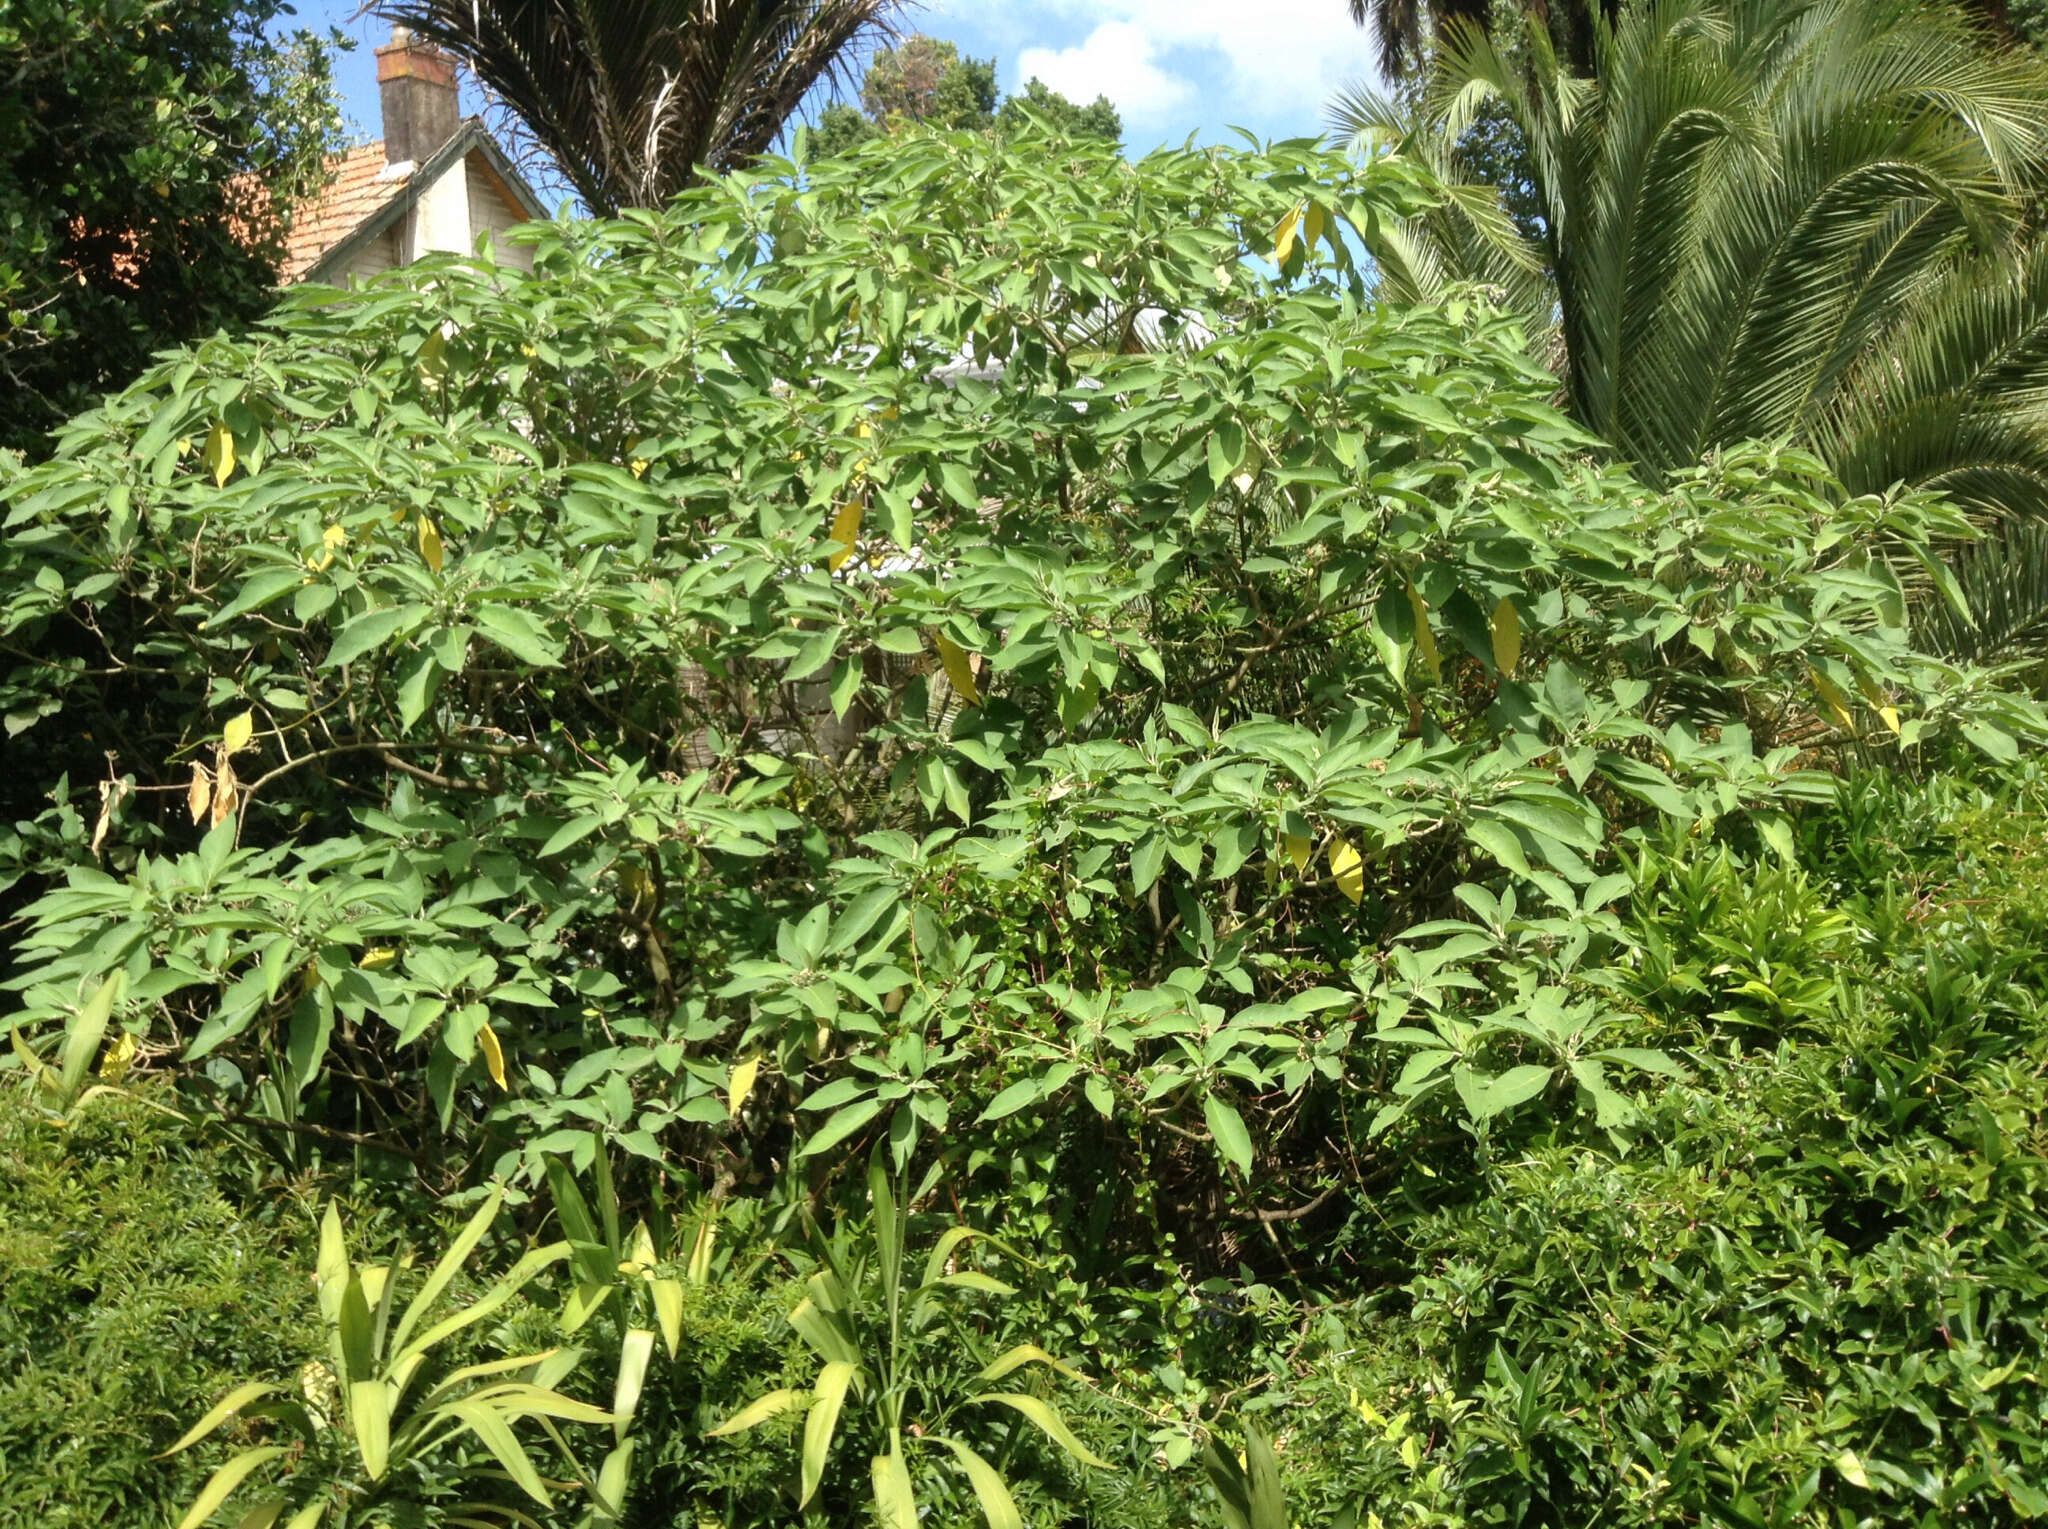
top-left (283, 142), bottom-right (406, 281)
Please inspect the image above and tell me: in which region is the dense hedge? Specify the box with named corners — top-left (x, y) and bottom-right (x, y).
top-left (0, 1087), bottom-right (320, 1527)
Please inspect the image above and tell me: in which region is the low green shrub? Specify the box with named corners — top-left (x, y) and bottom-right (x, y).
top-left (0, 1085), bottom-right (321, 1528)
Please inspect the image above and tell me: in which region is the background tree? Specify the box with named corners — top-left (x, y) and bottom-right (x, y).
top-left (0, 0), bottom-right (345, 457)
top-left (373, 0), bottom-right (901, 213)
top-left (861, 32), bottom-right (997, 126)
top-left (809, 31), bottom-right (1120, 157)
top-left (996, 77), bottom-right (1122, 140)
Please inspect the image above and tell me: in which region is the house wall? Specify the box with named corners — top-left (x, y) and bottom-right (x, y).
top-left (405, 156), bottom-right (474, 261)
top-left (466, 156), bottom-right (535, 272)
top-left (335, 223), bottom-right (403, 285)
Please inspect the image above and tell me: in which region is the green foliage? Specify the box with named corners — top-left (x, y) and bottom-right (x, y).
top-left (4, 119), bottom-right (2038, 1226)
top-left (709, 1156), bottom-right (1105, 1527)
top-left (859, 34), bottom-right (998, 129)
top-left (0, 1084), bottom-right (322, 1528)
top-left (995, 79), bottom-right (1123, 143)
top-left (163, 1185), bottom-right (617, 1526)
top-left (1295, 767), bottom-right (2048, 1526)
top-left (812, 31), bottom-right (1120, 157)
top-left (0, 0), bottom-right (346, 455)
top-left (1339, 0), bottom-right (2048, 523)
top-left (6, 117), bottom-right (2048, 1529)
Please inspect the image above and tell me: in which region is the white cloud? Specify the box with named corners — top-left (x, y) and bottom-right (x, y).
top-left (1016, 22), bottom-right (1193, 122)
top-left (946, 0), bottom-right (1383, 133)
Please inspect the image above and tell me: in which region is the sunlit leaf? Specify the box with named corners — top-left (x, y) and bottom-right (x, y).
top-left (1328, 837), bottom-right (1364, 905)
top-left (1407, 582), bottom-right (1440, 681)
top-left (418, 514), bottom-right (445, 573)
top-left (939, 1437), bottom-right (1023, 1529)
top-left (157, 1381), bottom-right (280, 1457)
top-left (935, 634), bottom-right (981, 705)
top-left (205, 421), bottom-right (235, 488)
top-left (1491, 596), bottom-right (1521, 677)
top-left (829, 500), bottom-right (864, 571)
top-left (175, 1447), bottom-right (286, 1529)
top-left (728, 1054), bottom-right (761, 1119)
top-left (477, 1022), bottom-right (508, 1088)
top-left (977, 1393), bottom-right (1111, 1467)
top-left (1273, 204), bottom-right (1302, 264)
top-left (801, 1361), bottom-right (855, 1506)
top-left (706, 1388), bottom-right (809, 1436)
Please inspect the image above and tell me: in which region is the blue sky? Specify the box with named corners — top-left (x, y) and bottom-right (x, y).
top-left (303, 2), bottom-right (1385, 164)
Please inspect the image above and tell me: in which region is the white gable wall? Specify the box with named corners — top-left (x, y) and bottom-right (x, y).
top-left (402, 154), bottom-right (475, 261)
top-left (467, 156), bottom-right (535, 272)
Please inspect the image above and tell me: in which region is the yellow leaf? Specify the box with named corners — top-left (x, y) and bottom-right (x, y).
top-left (1303, 202), bottom-right (1326, 252)
top-left (686, 1219), bottom-right (717, 1284)
top-left (310, 523), bottom-right (345, 571)
top-left (204, 422), bottom-right (235, 488)
top-left (1273, 205), bottom-right (1302, 264)
top-left (1857, 674), bottom-right (1901, 735)
top-left (100, 1030), bottom-right (137, 1083)
top-left (417, 514), bottom-right (444, 573)
top-left (1491, 596), bottom-right (1521, 678)
top-left (187, 763), bottom-right (212, 824)
top-left (1328, 838), bottom-right (1364, 905)
top-left (477, 1022), bottom-right (508, 1089)
top-left (936, 634), bottom-right (981, 705)
top-left (359, 947), bottom-right (398, 970)
top-left (1407, 581), bottom-right (1441, 682)
top-left (1282, 834), bottom-right (1311, 873)
top-left (222, 710), bottom-right (254, 755)
top-left (728, 1055), bottom-right (761, 1119)
top-left (828, 501), bottom-right (864, 572)
top-left (1811, 667), bottom-right (1855, 731)
top-left (618, 863), bottom-right (654, 911)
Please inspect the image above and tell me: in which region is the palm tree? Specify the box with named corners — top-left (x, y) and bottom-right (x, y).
top-left (374, 0), bottom-right (900, 214)
top-left (1334, 0), bottom-right (2048, 524)
top-left (1345, 0), bottom-right (1497, 78)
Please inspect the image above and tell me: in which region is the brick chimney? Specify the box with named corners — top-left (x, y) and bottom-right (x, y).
top-left (376, 26), bottom-right (461, 169)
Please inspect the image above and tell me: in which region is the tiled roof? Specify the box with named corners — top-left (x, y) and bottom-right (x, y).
top-left (283, 142), bottom-right (407, 281)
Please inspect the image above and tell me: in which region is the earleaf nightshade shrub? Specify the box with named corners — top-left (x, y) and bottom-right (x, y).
top-left (4, 119), bottom-right (2047, 1527)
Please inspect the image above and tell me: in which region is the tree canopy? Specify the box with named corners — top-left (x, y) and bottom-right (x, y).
top-left (812, 32), bottom-right (1120, 157)
top-left (0, 0), bottom-right (344, 457)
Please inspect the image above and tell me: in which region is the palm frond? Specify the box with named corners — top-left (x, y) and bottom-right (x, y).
top-left (1333, 0), bottom-right (2048, 534)
top-left (1913, 519), bottom-right (2048, 671)
top-left (375, 0), bottom-right (900, 213)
